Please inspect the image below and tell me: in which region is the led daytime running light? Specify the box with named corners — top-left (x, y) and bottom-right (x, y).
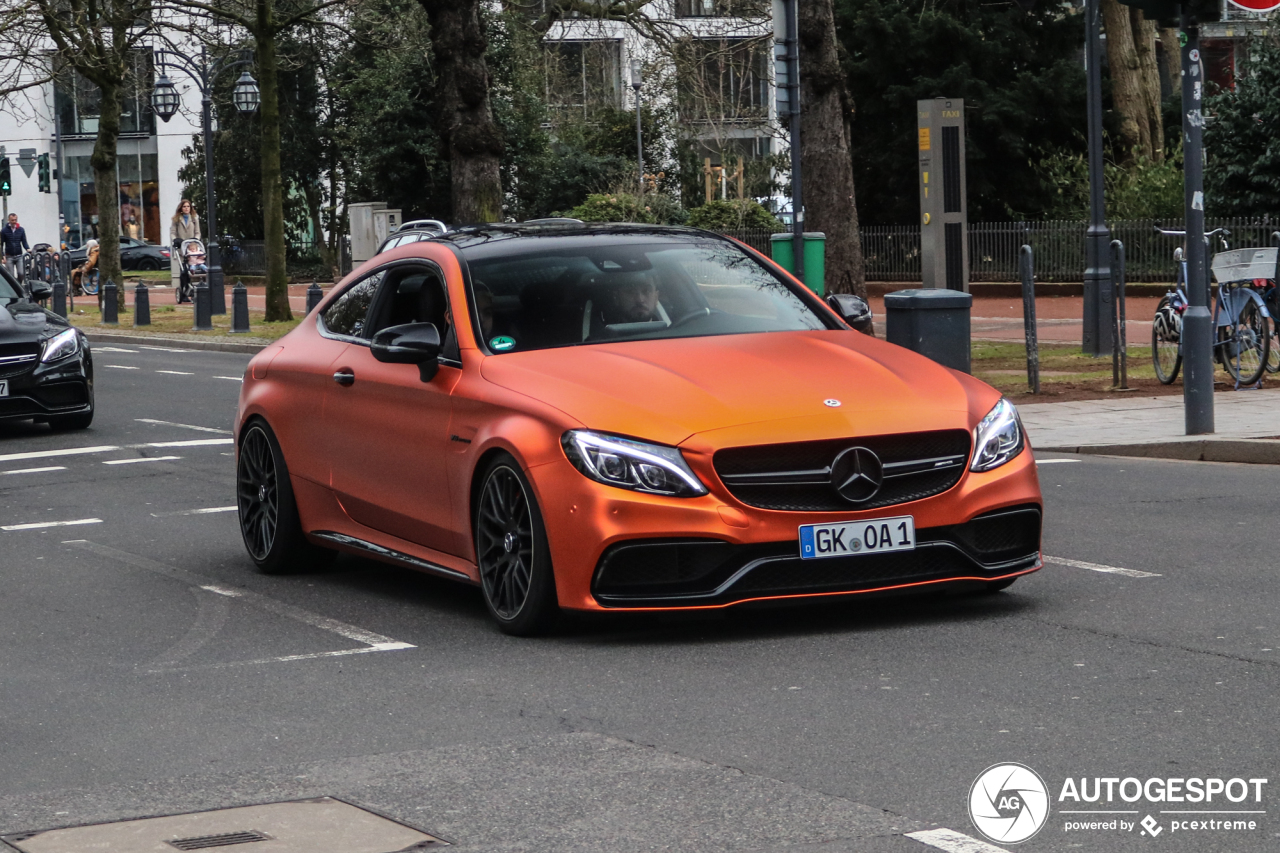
top-left (40, 328), bottom-right (79, 363)
top-left (970, 397), bottom-right (1025, 472)
top-left (562, 431), bottom-right (707, 497)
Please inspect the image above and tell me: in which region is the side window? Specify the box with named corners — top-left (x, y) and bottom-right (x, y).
top-left (321, 272), bottom-right (384, 339)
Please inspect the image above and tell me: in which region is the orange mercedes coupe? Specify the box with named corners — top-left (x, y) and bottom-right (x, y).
top-left (235, 225), bottom-right (1042, 634)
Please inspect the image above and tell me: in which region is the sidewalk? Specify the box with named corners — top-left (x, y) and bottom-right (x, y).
top-left (1021, 388), bottom-right (1280, 464)
top-left (867, 293), bottom-right (1159, 344)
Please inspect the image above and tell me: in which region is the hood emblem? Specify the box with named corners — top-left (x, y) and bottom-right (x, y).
top-left (823, 399), bottom-right (842, 408)
top-left (830, 446), bottom-right (883, 503)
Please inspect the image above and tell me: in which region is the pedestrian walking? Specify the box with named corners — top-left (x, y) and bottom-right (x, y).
top-left (169, 199), bottom-right (200, 296)
top-left (2, 213), bottom-right (30, 278)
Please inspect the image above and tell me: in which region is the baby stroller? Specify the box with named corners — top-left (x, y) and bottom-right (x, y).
top-left (178, 238), bottom-right (208, 304)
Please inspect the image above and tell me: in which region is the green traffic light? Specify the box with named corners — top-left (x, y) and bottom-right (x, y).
top-left (0, 157), bottom-right (10, 197)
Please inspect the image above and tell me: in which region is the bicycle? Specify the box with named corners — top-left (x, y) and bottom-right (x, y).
top-left (1151, 227), bottom-right (1270, 387)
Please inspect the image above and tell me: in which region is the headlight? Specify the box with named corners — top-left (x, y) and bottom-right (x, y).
top-left (562, 430), bottom-right (708, 497)
top-left (40, 328), bottom-right (80, 363)
top-left (971, 397), bottom-right (1025, 472)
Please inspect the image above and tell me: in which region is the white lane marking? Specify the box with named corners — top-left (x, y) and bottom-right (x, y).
top-left (1044, 556), bottom-right (1162, 578)
top-left (103, 456), bottom-right (182, 466)
top-left (213, 375), bottom-right (244, 382)
top-left (906, 828), bottom-right (1010, 853)
top-left (1, 466), bottom-right (67, 475)
top-left (151, 506), bottom-right (237, 517)
top-left (63, 540), bottom-right (416, 671)
top-left (94, 346), bottom-right (138, 353)
top-left (0, 445), bottom-right (119, 463)
top-left (155, 370), bottom-right (195, 376)
top-left (139, 438), bottom-right (233, 448)
top-left (136, 345), bottom-right (196, 353)
top-left (103, 364), bottom-right (139, 370)
top-left (1035, 459), bottom-right (1080, 464)
top-left (136, 418), bottom-right (232, 435)
top-left (200, 584), bottom-right (243, 597)
top-left (3, 518), bottom-right (102, 532)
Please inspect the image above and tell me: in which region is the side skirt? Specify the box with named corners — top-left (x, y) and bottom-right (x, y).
top-left (310, 530), bottom-right (477, 584)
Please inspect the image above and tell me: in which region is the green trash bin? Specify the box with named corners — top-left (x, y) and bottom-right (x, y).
top-left (770, 232), bottom-right (826, 295)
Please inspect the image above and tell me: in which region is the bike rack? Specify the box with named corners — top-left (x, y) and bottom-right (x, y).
top-left (1110, 240), bottom-right (1130, 390)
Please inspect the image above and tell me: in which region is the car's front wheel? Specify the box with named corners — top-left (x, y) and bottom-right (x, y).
top-left (237, 419), bottom-right (334, 574)
top-left (474, 453), bottom-right (559, 635)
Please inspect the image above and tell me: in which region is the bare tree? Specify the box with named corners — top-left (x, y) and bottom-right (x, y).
top-left (1, 0), bottom-right (158, 305)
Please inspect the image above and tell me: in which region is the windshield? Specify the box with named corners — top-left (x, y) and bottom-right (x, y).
top-left (464, 238), bottom-right (832, 353)
top-left (0, 267), bottom-right (23, 305)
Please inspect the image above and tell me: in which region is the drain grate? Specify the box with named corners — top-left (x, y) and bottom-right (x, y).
top-left (167, 830), bottom-right (273, 850)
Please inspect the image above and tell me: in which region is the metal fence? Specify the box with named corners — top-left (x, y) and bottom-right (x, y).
top-left (222, 239), bottom-right (334, 277)
top-left (724, 218), bottom-right (1280, 283)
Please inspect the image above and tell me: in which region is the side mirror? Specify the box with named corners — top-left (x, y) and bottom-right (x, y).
top-left (371, 322), bottom-right (442, 382)
top-left (827, 293), bottom-right (873, 335)
top-left (29, 281), bottom-right (52, 302)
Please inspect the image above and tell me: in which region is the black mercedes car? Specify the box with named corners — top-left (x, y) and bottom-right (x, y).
top-left (66, 237), bottom-right (171, 271)
top-left (0, 268), bottom-right (94, 430)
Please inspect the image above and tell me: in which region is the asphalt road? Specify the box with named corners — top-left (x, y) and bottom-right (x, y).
top-left (0, 343), bottom-right (1276, 853)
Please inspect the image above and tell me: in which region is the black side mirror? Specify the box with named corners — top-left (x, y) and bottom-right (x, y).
top-left (29, 281), bottom-right (52, 302)
top-left (827, 293), bottom-right (873, 335)
top-left (371, 322), bottom-right (442, 382)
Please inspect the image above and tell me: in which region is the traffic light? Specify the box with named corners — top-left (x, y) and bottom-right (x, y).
top-left (37, 153), bottom-right (50, 193)
top-left (0, 158), bottom-right (10, 197)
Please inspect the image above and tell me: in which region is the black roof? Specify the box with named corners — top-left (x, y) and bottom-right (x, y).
top-left (432, 223), bottom-right (732, 261)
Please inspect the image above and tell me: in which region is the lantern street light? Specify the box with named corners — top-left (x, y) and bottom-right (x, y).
top-left (631, 58), bottom-right (643, 194)
top-left (150, 47), bottom-right (257, 316)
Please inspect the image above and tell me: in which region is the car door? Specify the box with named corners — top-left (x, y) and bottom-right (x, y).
top-left (324, 261), bottom-right (465, 556)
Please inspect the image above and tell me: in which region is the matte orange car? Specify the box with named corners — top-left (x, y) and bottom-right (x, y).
top-left (235, 225), bottom-right (1042, 634)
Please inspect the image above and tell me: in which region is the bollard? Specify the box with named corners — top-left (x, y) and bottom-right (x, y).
top-left (135, 282), bottom-right (150, 327)
top-left (1019, 245), bottom-right (1040, 395)
top-left (231, 280), bottom-right (250, 333)
top-left (102, 279), bottom-right (118, 325)
top-left (1110, 240), bottom-right (1129, 390)
top-left (210, 272), bottom-right (226, 316)
top-left (193, 278), bottom-right (213, 331)
top-left (306, 279), bottom-right (323, 314)
top-left (52, 277), bottom-right (67, 317)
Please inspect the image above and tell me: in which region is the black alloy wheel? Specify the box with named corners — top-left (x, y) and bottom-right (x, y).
top-left (474, 455), bottom-right (558, 635)
top-left (1152, 295), bottom-right (1182, 385)
top-left (138, 257), bottom-right (161, 271)
top-left (237, 420), bottom-right (333, 574)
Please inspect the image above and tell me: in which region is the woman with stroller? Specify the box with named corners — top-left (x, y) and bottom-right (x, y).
top-left (170, 199), bottom-right (200, 302)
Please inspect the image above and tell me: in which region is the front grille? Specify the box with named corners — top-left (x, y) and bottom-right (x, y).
top-left (166, 831), bottom-right (272, 851)
top-left (32, 381), bottom-right (88, 409)
top-left (733, 544), bottom-right (977, 596)
top-left (0, 357), bottom-right (37, 380)
top-left (713, 430), bottom-right (971, 512)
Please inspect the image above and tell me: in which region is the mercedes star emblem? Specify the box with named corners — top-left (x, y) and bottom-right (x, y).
top-left (824, 399), bottom-right (842, 407)
top-left (829, 446), bottom-right (884, 503)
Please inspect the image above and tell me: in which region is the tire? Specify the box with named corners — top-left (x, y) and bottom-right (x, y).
top-left (138, 257), bottom-right (161, 271)
top-left (237, 419), bottom-right (334, 574)
top-left (473, 453), bottom-right (559, 636)
top-left (1266, 291), bottom-right (1280, 374)
top-left (1219, 298), bottom-right (1269, 386)
top-left (1152, 295), bottom-right (1182, 385)
top-left (82, 270), bottom-right (100, 296)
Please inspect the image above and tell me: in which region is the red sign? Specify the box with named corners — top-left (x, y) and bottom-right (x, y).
top-left (1230, 0), bottom-right (1280, 11)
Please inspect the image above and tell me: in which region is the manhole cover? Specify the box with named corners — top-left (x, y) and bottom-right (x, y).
top-left (2, 797), bottom-right (446, 853)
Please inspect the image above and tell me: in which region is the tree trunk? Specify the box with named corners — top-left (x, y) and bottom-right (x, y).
top-left (418, 0), bottom-right (504, 224)
top-left (1101, 0), bottom-right (1151, 161)
top-left (797, 0), bottom-right (864, 298)
top-left (255, 3), bottom-right (292, 321)
top-left (1131, 9), bottom-right (1164, 162)
top-left (1159, 27), bottom-right (1180, 99)
top-left (90, 77), bottom-right (124, 310)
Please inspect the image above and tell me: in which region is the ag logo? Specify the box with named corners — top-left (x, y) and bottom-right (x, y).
top-left (968, 762), bottom-right (1050, 844)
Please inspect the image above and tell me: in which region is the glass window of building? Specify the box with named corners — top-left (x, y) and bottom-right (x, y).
top-left (55, 52), bottom-right (156, 138)
top-left (675, 38), bottom-right (769, 125)
top-left (674, 0), bottom-right (768, 17)
top-left (544, 40), bottom-right (622, 119)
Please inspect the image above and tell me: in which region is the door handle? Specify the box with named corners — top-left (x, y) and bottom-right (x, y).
top-left (333, 369), bottom-right (355, 386)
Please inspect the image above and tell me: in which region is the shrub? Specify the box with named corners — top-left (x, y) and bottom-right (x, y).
top-left (686, 199), bottom-right (783, 232)
top-left (567, 193), bottom-right (657, 224)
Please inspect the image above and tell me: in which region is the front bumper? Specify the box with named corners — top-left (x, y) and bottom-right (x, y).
top-left (531, 445), bottom-right (1043, 612)
top-left (0, 352), bottom-right (93, 422)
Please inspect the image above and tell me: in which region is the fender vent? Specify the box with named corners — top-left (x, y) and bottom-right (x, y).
top-left (167, 831), bottom-right (272, 850)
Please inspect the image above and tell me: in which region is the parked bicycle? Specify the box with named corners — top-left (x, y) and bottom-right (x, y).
top-left (1151, 226), bottom-right (1270, 387)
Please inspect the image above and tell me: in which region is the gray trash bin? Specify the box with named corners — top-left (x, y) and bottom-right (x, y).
top-left (884, 288), bottom-right (972, 373)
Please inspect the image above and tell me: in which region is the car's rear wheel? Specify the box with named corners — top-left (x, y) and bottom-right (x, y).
top-left (138, 257), bottom-right (161, 271)
top-left (237, 420), bottom-right (334, 574)
top-left (474, 454), bottom-right (559, 635)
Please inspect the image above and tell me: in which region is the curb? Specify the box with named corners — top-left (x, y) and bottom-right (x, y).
top-left (1040, 438), bottom-right (1280, 465)
top-left (85, 331), bottom-right (269, 355)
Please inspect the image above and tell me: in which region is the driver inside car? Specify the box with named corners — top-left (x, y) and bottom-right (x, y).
top-left (607, 274), bottom-right (662, 324)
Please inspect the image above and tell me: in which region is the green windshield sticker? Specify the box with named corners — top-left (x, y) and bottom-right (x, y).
top-left (490, 336), bottom-right (516, 351)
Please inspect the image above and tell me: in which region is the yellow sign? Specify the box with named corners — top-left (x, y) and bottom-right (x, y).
top-left (942, 110), bottom-right (961, 118)
top-left (923, 213), bottom-right (931, 225)
top-left (918, 128), bottom-right (931, 151)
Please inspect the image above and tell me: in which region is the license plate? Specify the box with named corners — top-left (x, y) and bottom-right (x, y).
top-left (799, 515), bottom-right (915, 560)
top-left (0, 380), bottom-right (7, 397)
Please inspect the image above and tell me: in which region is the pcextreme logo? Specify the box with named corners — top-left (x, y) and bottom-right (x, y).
top-left (969, 763), bottom-right (1269, 843)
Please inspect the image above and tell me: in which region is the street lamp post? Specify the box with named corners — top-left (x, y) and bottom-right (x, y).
top-left (631, 58), bottom-right (643, 194)
top-left (1082, 0), bottom-right (1113, 357)
top-left (151, 48), bottom-right (259, 316)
